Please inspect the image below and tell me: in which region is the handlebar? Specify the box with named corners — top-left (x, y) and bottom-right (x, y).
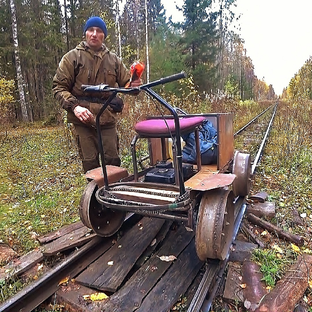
top-left (82, 71), bottom-right (188, 194)
top-left (141, 71), bottom-right (187, 89)
top-left (81, 71), bottom-right (187, 93)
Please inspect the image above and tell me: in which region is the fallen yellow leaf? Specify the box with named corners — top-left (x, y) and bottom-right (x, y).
top-left (291, 243), bottom-right (301, 253)
top-left (261, 230), bottom-right (268, 236)
top-left (58, 276), bottom-right (69, 286)
top-left (83, 292), bottom-right (109, 301)
top-left (184, 226), bottom-right (193, 232)
top-left (90, 293), bottom-right (109, 301)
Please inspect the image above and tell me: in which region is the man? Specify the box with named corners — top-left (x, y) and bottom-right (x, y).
top-left (52, 16), bottom-right (141, 173)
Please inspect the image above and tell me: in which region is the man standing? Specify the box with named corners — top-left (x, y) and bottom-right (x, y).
top-left (53, 16), bottom-right (140, 173)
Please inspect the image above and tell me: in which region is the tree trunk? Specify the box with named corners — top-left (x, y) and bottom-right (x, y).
top-left (242, 261), bottom-right (267, 311)
top-left (247, 213), bottom-right (304, 246)
top-left (144, 0), bottom-right (149, 83)
top-left (115, 0), bottom-right (122, 58)
top-left (10, 0), bottom-right (29, 122)
top-left (255, 254), bottom-right (312, 312)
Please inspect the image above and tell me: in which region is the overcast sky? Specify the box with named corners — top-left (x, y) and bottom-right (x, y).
top-left (162, 0), bottom-right (312, 95)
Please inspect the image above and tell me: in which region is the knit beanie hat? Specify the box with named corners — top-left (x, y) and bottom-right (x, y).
top-left (83, 16), bottom-right (108, 37)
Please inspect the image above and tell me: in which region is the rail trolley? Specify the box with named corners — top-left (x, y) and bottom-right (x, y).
top-left (78, 72), bottom-right (251, 261)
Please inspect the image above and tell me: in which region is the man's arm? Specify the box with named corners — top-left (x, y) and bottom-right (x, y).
top-left (52, 54), bottom-right (94, 124)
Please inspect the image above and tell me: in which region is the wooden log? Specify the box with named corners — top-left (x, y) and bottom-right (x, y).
top-left (293, 303), bottom-right (309, 312)
top-left (242, 261), bottom-right (267, 311)
top-left (248, 192), bottom-right (268, 203)
top-left (246, 201), bottom-right (275, 219)
top-left (246, 213), bottom-right (304, 246)
top-left (255, 254), bottom-right (312, 312)
top-left (229, 240), bottom-right (258, 262)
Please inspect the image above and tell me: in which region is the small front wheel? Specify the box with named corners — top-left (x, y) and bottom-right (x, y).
top-left (79, 180), bottom-right (126, 237)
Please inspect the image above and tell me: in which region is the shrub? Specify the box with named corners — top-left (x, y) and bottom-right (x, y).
top-left (0, 78), bottom-right (15, 123)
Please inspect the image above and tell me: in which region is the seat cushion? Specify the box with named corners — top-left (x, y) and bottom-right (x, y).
top-left (135, 116), bottom-right (206, 137)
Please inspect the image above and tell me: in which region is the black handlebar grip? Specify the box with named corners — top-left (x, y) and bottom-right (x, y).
top-left (142, 71), bottom-right (187, 89)
top-left (159, 72), bottom-right (187, 84)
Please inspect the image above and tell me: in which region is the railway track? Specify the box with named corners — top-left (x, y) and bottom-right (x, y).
top-left (0, 103), bottom-right (277, 312)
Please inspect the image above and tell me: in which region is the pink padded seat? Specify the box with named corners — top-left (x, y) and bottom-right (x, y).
top-left (135, 116), bottom-right (206, 137)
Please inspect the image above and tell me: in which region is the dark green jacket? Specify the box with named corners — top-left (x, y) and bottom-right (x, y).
top-left (52, 41), bottom-right (131, 127)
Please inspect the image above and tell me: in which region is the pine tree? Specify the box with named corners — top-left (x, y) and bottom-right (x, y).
top-left (180, 0), bottom-right (219, 93)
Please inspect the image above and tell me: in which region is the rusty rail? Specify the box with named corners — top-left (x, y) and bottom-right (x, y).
top-left (188, 104), bottom-right (277, 311)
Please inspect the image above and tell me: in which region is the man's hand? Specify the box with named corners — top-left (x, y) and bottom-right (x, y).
top-left (125, 61), bottom-right (144, 92)
top-left (74, 105), bottom-right (94, 123)
top-left (129, 78), bottom-right (142, 88)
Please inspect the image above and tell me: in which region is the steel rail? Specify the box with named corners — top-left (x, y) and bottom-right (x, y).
top-left (187, 197), bottom-right (247, 312)
top-left (251, 103), bottom-right (278, 174)
top-left (0, 213), bottom-right (134, 312)
top-left (234, 104), bottom-right (275, 137)
top-left (0, 237), bottom-right (105, 312)
top-left (188, 104), bottom-right (278, 312)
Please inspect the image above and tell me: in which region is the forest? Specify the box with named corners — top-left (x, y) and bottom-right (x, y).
top-left (0, 0), bottom-right (279, 124)
top-left (2, 1), bottom-right (312, 310)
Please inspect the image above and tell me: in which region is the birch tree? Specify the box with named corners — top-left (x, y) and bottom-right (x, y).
top-left (9, 0), bottom-right (28, 121)
top-left (145, 0), bottom-right (150, 82)
top-left (115, 0), bottom-right (122, 58)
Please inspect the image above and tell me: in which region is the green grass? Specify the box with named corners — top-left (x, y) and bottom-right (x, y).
top-left (0, 125), bottom-right (86, 254)
top-left (251, 249), bottom-right (289, 288)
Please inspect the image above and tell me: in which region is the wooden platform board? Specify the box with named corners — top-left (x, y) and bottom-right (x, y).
top-left (55, 217), bottom-right (204, 312)
top-left (185, 164), bottom-right (235, 191)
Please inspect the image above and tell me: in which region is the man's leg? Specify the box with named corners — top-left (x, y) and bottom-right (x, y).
top-left (100, 126), bottom-right (121, 166)
top-left (74, 124), bottom-right (100, 173)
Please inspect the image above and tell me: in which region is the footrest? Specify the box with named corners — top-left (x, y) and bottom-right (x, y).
top-left (85, 165), bottom-right (128, 187)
